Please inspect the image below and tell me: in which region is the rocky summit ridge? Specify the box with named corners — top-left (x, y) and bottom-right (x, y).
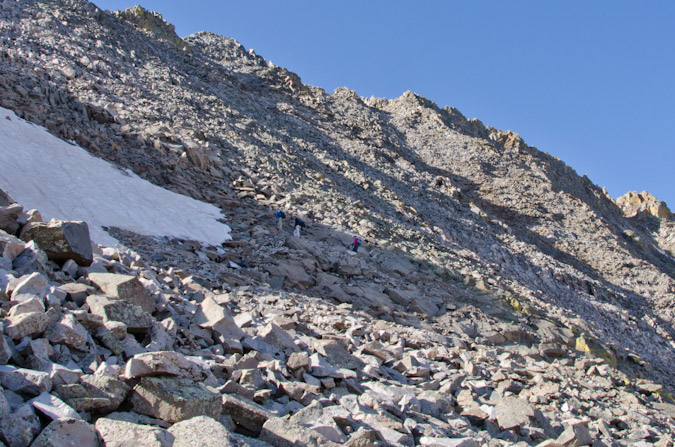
top-left (0, 1), bottom-right (675, 446)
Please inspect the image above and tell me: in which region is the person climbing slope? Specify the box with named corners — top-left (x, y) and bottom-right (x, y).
top-left (293, 217), bottom-right (305, 237)
top-left (293, 216), bottom-right (305, 237)
top-left (275, 210), bottom-right (286, 230)
top-left (351, 234), bottom-right (361, 252)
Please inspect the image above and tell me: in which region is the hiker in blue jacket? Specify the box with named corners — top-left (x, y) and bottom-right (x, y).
top-left (275, 210), bottom-right (286, 230)
top-left (294, 217), bottom-right (305, 237)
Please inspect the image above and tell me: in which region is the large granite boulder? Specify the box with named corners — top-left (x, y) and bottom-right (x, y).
top-left (129, 376), bottom-right (222, 423)
top-left (20, 220), bottom-right (93, 266)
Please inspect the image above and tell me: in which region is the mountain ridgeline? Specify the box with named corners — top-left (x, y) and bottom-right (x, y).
top-left (1, 1), bottom-right (675, 446)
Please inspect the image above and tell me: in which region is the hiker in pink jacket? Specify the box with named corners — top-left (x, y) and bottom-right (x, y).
top-left (351, 235), bottom-right (361, 252)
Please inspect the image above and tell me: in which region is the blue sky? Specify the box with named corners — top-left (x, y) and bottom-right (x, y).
top-left (92, 1), bottom-right (674, 208)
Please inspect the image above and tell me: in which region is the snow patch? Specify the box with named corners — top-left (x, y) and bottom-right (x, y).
top-left (0, 107), bottom-right (231, 247)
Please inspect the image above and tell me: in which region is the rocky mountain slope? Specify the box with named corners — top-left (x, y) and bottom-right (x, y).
top-left (0, 1), bottom-right (674, 446)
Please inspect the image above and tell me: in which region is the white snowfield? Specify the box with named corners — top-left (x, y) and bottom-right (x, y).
top-left (0, 107), bottom-right (231, 247)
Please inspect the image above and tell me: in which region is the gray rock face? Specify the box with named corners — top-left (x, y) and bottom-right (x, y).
top-left (258, 322), bottom-right (299, 358)
top-left (0, 229), bottom-right (25, 261)
top-left (30, 392), bottom-right (80, 420)
top-left (0, 337), bottom-right (11, 366)
top-left (56, 283), bottom-right (93, 306)
top-left (8, 298), bottom-right (44, 317)
top-left (125, 351), bottom-right (203, 380)
top-left (494, 396), bottom-right (535, 431)
top-left (168, 415), bottom-right (234, 447)
top-left (29, 418), bottom-right (99, 447)
top-left (0, 366), bottom-right (52, 396)
top-left (86, 294), bottom-right (153, 332)
top-left (4, 311), bottom-right (49, 340)
top-left (0, 404), bottom-right (41, 447)
top-left (95, 417), bottom-right (174, 447)
top-left (556, 420), bottom-right (593, 446)
top-left (193, 294), bottom-right (245, 342)
top-left (78, 374), bottom-right (130, 413)
top-left (44, 313), bottom-right (89, 350)
top-left (87, 273), bottom-right (155, 313)
top-left (221, 394), bottom-right (274, 436)
top-left (10, 272), bottom-right (48, 299)
top-left (0, 200), bottom-right (22, 235)
top-left (19, 220), bottom-right (93, 266)
top-left (129, 376), bottom-right (222, 423)
top-left (419, 438), bottom-right (479, 447)
top-left (312, 339), bottom-right (364, 371)
top-left (12, 242), bottom-right (48, 276)
top-left (260, 417), bottom-right (340, 447)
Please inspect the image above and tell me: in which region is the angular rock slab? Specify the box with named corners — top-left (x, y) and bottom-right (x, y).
top-left (8, 297), bottom-right (45, 316)
top-left (312, 339), bottom-right (364, 371)
top-left (259, 322), bottom-right (299, 358)
top-left (0, 365), bottom-right (52, 395)
top-left (0, 202), bottom-right (22, 234)
top-left (88, 273), bottom-right (154, 313)
top-left (12, 241), bottom-right (48, 277)
top-left (10, 272), bottom-right (48, 299)
top-left (125, 350), bottom-right (203, 380)
top-left (30, 392), bottom-right (80, 420)
top-left (193, 294), bottom-right (245, 341)
top-left (0, 404), bottom-right (41, 447)
top-left (494, 396), bottom-right (534, 431)
top-left (260, 417), bottom-right (340, 447)
top-left (221, 394), bottom-right (274, 436)
top-left (96, 417), bottom-right (174, 447)
top-left (86, 295), bottom-right (153, 333)
top-left (45, 313), bottom-right (89, 350)
top-left (57, 283), bottom-right (93, 306)
top-left (556, 420), bottom-right (593, 446)
top-left (0, 336), bottom-right (11, 365)
top-left (81, 374), bottom-right (130, 412)
top-left (130, 376), bottom-right (221, 423)
top-left (419, 436), bottom-right (480, 447)
top-left (168, 415), bottom-right (234, 447)
top-left (20, 220), bottom-right (93, 266)
top-left (30, 418), bottom-right (98, 447)
top-left (4, 311), bottom-right (49, 339)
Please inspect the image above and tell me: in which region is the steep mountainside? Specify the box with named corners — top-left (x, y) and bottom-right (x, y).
top-left (1, 1), bottom-right (675, 446)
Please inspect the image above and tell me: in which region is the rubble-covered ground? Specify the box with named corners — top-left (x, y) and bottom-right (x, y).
top-left (0, 1), bottom-right (674, 446)
top-left (2, 187), bottom-right (674, 446)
